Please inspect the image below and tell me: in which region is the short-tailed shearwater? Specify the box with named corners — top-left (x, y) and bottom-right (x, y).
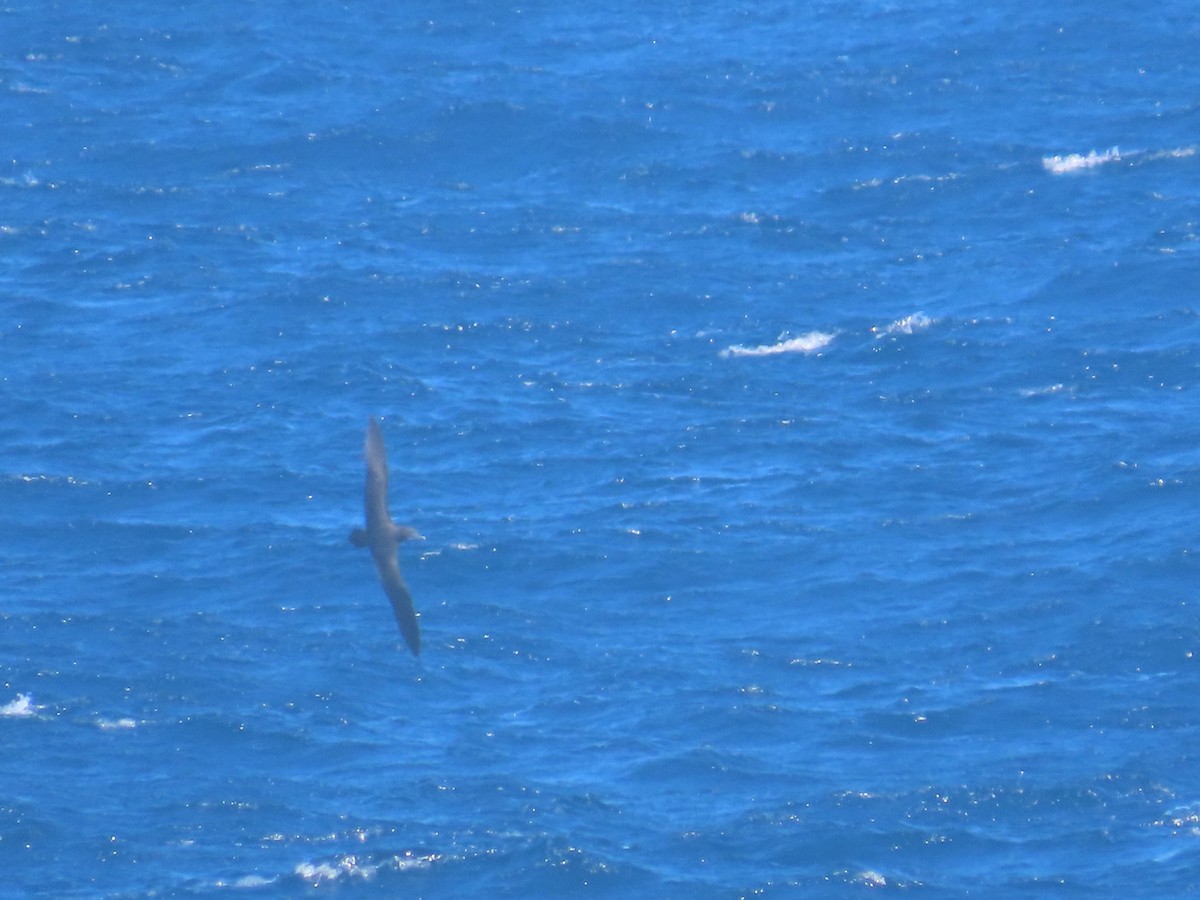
top-left (350, 417), bottom-right (423, 655)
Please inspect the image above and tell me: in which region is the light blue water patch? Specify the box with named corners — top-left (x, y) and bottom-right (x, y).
top-left (2, 0), bottom-right (1200, 896)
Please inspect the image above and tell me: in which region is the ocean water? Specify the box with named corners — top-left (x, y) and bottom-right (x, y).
top-left (2, 0), bottom-right (1200, 895)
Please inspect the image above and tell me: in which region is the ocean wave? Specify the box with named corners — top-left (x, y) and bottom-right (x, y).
top-left (0, 693), bottom-right (35, 717)
top-left (1043, 147), bottom-right (1122, 174)
top-left (720, 331), bottom-right (836, 358)
top-left (226, 874), bottom-right (277, 889)
top-left (1146, 146), bottom-right (1197, 162)
top-left (853, 170), bottom-right (961, 191)
top-left (1042, 145), bottom-right (1196, 174)
top-left (1019, 383), bottom-right (1069, 398)
top-left (96, 717), bottom-right (139, 730)
top-left (295, 857), bottom-right (373, 885)
top-left (872, 312), bottom-right (935, 337)
top-left (293, 851), bottom-right (440, 886)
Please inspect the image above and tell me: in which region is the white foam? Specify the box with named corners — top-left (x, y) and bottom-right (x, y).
top-left (873, 312), bottom-right (934, 337)
top-left (1042, 147), bottom-right (1121, 174)
top-left (721, 331), bottom-right (836, 358)
top-left (294, 852), bottom-right (439, 885)
top-left (859, 870), bottom-right (888, 887)
top-left (394, 852), bottom-right (440, 871)
top-left (1146, 146), bottom-right (1197, 162)
top-left (97, 717), bottom-right (138, 730)
top-left (295, 858), bottom-right (369, 884)
top-left (1019, 383), bottom-right (1067, 398)
top-left (1044, 144), bottom-right (1196, 175)
top-left (0, 694), bottom-right (35, 717)
top-left (225, 874), bottom-right (276, 889)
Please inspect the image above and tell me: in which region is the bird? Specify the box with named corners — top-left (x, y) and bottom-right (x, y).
top-left (350, 417), bottom-right (424, 655)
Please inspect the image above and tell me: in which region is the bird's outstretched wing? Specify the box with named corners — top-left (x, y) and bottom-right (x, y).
top-left (373, 550), bottom-right (421, 655)
top-left (363, 417), bottom-right (391, 533)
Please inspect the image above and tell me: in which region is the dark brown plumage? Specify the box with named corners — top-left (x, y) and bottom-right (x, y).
top-left (350, 417), bottom-right (423, 655)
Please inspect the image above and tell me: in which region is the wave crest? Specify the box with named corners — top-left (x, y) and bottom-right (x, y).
top-left (1042, 147), bottom-right (1122, 174)
top-left (0, 694), bottom-right (35, 717)
top-left (721, 331), bottom-right (836, 358)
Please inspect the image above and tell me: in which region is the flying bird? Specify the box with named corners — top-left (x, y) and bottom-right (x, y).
top-left (350, 417), bottom-right (423, 655)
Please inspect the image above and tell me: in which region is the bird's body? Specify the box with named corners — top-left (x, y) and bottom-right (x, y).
top-left (350, 417), bottom-right (423, 655)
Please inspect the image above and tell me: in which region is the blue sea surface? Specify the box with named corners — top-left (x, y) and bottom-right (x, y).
top-left (3, 1), bottom-right (1200, 896)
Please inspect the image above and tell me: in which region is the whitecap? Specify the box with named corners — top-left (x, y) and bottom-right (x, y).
top-left (294, 851), bottom-right (440, 886)
top-left (1042, 147), bottom-right (1122, 174)
top-left (721, 331), bottom-right (836, 358)
top-left (873, 312), bottom-right (934, 337)
top-left (0, 694), bottom-right (35, 717)
top-left (295, 856), bottom-right (376, 885)
top-left (294, 861), bottom-right (346, 885)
